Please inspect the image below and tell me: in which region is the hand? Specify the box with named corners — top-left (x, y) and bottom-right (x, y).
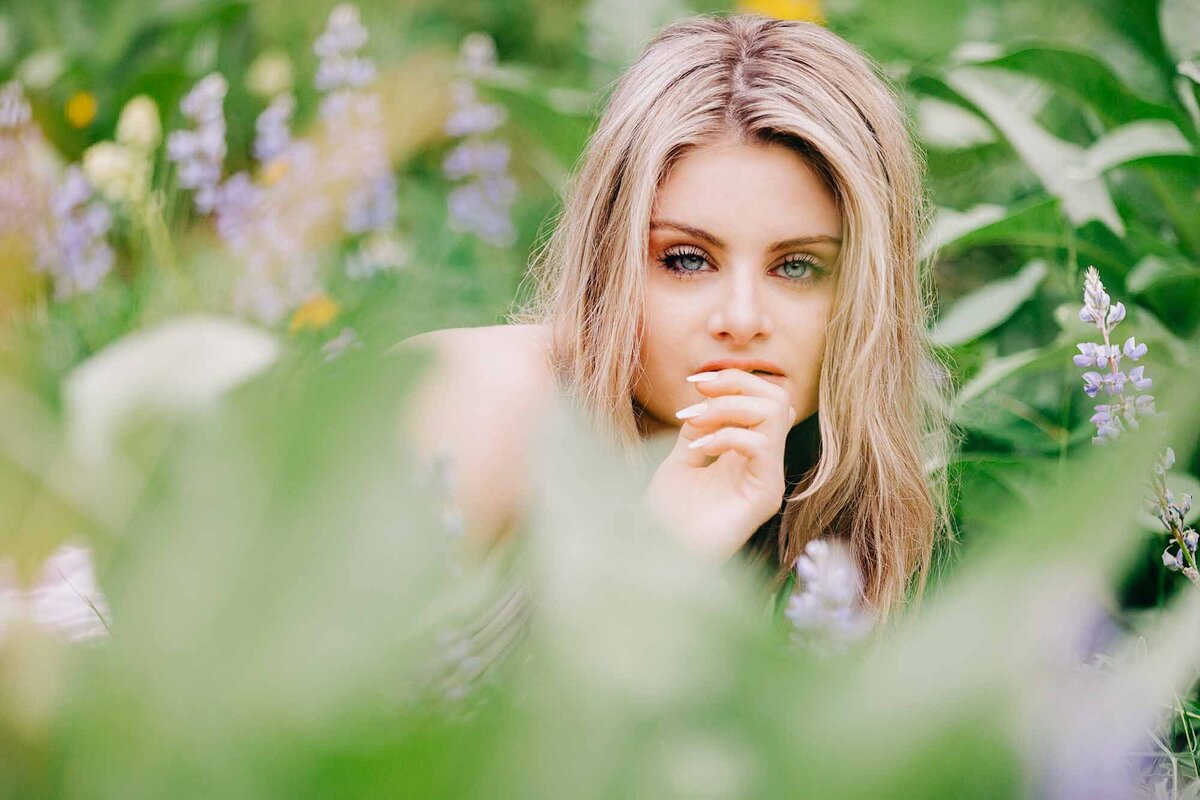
top-left (642, 369), bottom-right (797, 561)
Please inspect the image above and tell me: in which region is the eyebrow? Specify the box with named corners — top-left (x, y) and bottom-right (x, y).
top-left (649, 218), bottom-right (842, 251)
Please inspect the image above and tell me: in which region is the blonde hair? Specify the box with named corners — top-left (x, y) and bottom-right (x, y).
top-left (509, 13), bottom-right (957, 623)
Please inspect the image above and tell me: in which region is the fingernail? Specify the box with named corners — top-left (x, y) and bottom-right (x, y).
top-left (686, 372), bottom-right (719, 382)
top-left (675, 401), bottom-right (707, 420)
top-left (688, 433), bottom-right (715, 449)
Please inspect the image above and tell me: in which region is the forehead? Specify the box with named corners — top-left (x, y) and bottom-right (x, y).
top-left (651, 141), bottom-right (841, 241)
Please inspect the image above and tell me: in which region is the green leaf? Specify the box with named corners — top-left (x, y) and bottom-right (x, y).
top-left (1080, 120), bottom-right (1195, 178)
top-left (962, 44), bottom-right (1181, 126)
top-left (932, 260), bottom-right (1048, 347)
top-left (1126, 254), bottom-right (1200, 294)
top-left (922, 198), bottom-right (1061, 259)
top-left (942, 66), bottom-right (1126, 236)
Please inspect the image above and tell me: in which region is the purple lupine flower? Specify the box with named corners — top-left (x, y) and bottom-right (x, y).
top-left (1073, 267), bottom-right (1155, 445)
top-left (34, 167), bottom-right (114, 300)
top-left (0, 81), bottom-right (48, 241)
top-left (253, 93), bottom-right (295, 164)
top-left (443, 35), bottom-right (517, 248)
top-left (166, 73), bottom-right (228, 214)
top-left (311, 3), bottom-right (407, 279)
top-left (344, 172), bottom-right (398, 235)
top-left (1146, 448), bottom-right (1199, 585)
top-left (784, 538), bottom-right (874, 655)
top-left (444, 80), bottom-right (506, 138)
top-left (314, 4), bottom-right (376, 99)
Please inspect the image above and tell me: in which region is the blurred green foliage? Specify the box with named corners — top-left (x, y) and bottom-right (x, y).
top-left (2, 0), bottom-right (1200, 796)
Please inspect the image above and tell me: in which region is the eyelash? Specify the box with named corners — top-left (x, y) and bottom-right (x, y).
top-left (656, 245), bottom-right (825, 284)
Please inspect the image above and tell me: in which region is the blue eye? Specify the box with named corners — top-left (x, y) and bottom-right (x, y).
top-left (777, 256), bottom-right (819, 280)
top-left (657, 247), bottom-right (710, 277)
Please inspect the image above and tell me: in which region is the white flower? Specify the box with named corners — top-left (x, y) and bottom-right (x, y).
top-left (115, 95), bottom-right (162, 153)
top-left (0, 542), bottom-right (110, 645)
top-left (82, 141), bottom-right (150, 205)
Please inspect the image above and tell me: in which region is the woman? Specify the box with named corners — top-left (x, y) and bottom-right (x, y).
top-left (402, 13), bottom-right (955, 624)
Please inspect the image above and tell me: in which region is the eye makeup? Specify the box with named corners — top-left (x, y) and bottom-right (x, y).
top-left (655, 245), bottom-right (826, 285)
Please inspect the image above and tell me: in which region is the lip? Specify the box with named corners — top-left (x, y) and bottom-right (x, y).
top-left (696, 359), bottom-right (788, 378)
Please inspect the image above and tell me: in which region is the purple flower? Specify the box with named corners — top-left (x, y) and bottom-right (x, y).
top-left (344, 172), bottom-right (398, 236)
top-left (254, 93), bottom-right (295, 164)
top-left (784, 539), bottom-right (874, 655)
top-left (442, 36), bottom-right (517, 249)
top-left (167, 73), bottom-right (228, 214)
top-left (1073, 267), bottom-right (1156, 445)
top-left (1122, 337), bottom-right (1146, 361)
top-left (34, 167), bottom-right (114, 300)
top-left (1127, 366), bottom-right (1151, 391)
top-left (314, 4), bottom-right (375, 97)
top-left (1147, 448), bottom-right (1199, 581)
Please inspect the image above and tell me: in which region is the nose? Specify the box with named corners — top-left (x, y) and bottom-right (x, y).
top-left (706, 267), bottom-right (773, 345)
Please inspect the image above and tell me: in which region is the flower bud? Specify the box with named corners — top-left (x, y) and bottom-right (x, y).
top-left (116, 95), bottom-right (161, 152)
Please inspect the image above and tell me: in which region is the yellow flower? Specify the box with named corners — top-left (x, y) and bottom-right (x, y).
top-left (65, 91), bottom-right (97, 128)
top-left (738, 0), bottom-right (825, 23)
top-left (289, 293), bottom-right (340, 334)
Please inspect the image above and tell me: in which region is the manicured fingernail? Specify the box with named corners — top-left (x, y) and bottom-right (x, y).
top-left (686, 372), bottom-right (719, 382)
top-left (675, 401), bottom-right (707, 420)
top-left (688, 433), bottom-right (715, 449)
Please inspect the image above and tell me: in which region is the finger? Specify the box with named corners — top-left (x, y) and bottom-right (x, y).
top-left (686, 426), bottom-right (772, 470)
top-left (689, 426), bottom-right (787, 491)
top-left (675, 394), bottom-right (779, 431)
top-left (687, 368), bottom-right (791, 407)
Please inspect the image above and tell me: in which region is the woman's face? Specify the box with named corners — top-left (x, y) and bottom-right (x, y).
top-left (634, 140), bottom-right (842, 436)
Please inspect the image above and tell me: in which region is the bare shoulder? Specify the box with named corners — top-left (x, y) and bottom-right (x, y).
top-left (396, 323), bottom-right (555, 550)
top-left (397, 323), bottom-right (553, 398)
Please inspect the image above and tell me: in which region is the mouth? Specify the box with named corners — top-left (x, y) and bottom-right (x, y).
top-left (696, 360), bottom-right (788, 378)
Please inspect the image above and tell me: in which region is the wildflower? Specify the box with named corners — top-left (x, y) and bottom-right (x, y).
top-left (65, 90), bottom-right (97, 128)
top-left (344, 172), bottom-right (398, 235)
top-left (784, 538), bottom-right (874, 654)
top-left (246, 49), bottom-right (295, 99)
top-left (34, 167), bottom-right (114, 300)
top-left (0, 543), bottom-right (110, 645)
top-left (253, 92), bottom-right (295, 165)
top-left (345, 229), bottom-right (408, 280)
top-left (1073, 267), bottom-right (1155, 445)
top-left (115, 95), bottom-right (161, 153)
top-left (81, 141), bottom-right (150, 205)
top-left (737, 0), bottom-right (826, 23)
top-left (443, 35), bottom-right (517, 248)
top-left (1147, 448), bottom-right (1199, 585)
top-left (1, 80), bottom-right (32, 129)
top-left (314, 4), bottom-right (375, 98)
top-left (166, 73), bottom-right (228, 214)
top-left (288, 292), bottom-right (340, 334)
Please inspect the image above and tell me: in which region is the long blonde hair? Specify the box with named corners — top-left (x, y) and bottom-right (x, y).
top-left (508, 13), bottom-right (956, 622)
